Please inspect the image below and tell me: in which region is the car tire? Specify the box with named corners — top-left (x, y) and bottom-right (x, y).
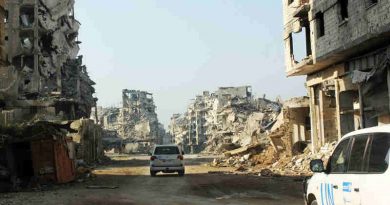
top-left (178, 170), bottom-right (185, 177)
top-left (150, 171), bottom-right (156, 177)
top-left (311, 200), bottom-right (318, 205)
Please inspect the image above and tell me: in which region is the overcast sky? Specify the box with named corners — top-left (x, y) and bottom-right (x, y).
top-left (75, 0), bottom-right (307, 127)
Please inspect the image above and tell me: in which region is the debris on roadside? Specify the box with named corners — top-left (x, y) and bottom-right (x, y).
top-left (211, 141), bottom-right (337, 177)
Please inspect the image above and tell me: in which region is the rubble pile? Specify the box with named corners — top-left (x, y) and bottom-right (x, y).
top-left (265, 142), bottom-right (336, 176)
top-left (212, 141), bottom-right (337, 176)
top-left (207, 96), bottom-right (334, 177)
top-left (93, 90), bottom-right (168, 153)
top-left (169, 86), bottom-right (282, 154)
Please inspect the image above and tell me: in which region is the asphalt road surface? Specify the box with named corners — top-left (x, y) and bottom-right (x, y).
top-left (0, 155), bottom-right (304, 205)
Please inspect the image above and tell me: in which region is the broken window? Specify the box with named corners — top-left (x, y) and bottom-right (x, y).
top-left (20, 31), bottom-right (34, 53)
top-left (4, 10), bottom-right (8, 23)
top-left (338, 0), bottom-right (349, 21)
top-left (40, 33), bottom-right (54, 55)
top-left (315, 12), bottom-right (325, 38)
top-left (367, 0), bottom-right (378, 6)
top-left (20, 6), bottom-right (34, 28)
top-left (291, 31), bottom-right (306, 62)
top-left (289, 26), bottom-right (312, 63)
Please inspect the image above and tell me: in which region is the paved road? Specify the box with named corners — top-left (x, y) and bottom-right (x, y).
top-left (0, 155), bottom-right (304, 205)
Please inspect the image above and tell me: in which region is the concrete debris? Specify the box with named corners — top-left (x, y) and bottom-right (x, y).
top-left (206, 96), bottom-right (336, 177)
top-left (212, 140), bottom-right (337, 177)
top-left (267, 97), bottom-right (310, 155)
top-left (68, 119), bottom-right (104, 164)
top-left (92, 90), bottom-right (169, 153)
top-left (169, 86), bottom-right (282, 154)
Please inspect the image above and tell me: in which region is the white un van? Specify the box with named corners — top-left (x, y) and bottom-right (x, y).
top-left (304, 125), bottom-right (390, 205)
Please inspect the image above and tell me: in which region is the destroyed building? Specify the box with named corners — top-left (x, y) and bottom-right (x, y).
top-left (283, 0), bottom-right (390, 152)
top-left (96, 90), bottom-right (167, 153)
top-left (268, 97), bottom-right (311, 155)
top-left (0, 0), bottom-right (101, 191)
top-left (121, 89), bottom-right (161, 143)
top-left (0, 0), bottom-right (96, 124)
top-left (169, 86), bottom-right (283, 154)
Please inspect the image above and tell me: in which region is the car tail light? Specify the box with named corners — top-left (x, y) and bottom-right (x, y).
top-left (177, 155), bottom-right (183, 160)
top-left (150, 156), bottom-right (157, 161)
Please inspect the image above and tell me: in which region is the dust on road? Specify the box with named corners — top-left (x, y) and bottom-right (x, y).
top-left (0, 155), bottom-right (304, 205)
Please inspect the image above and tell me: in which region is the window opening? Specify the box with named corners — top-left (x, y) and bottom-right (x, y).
top-left (339, 0), bottom-right (349, 20)
top-left (316, 12), bottom-right (325, 38)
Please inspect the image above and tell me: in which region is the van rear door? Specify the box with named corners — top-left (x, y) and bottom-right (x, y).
top-left (153, 146), bottom-right (181, 167)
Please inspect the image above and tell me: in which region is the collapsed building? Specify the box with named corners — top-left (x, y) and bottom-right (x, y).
top-left (169, 86), bottom-right (283, 154)
top-left (283, 0), bottom-right (390, 152)
top-left (268, 97), bottom-right (311, 155)
top-left (0, 0), bottom-right (101, 191)
top-left (95, 90), bottom-right (167, 153)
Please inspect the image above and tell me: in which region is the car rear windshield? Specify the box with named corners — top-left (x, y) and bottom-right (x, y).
top-left (154, 146), bottom-right (180, 155)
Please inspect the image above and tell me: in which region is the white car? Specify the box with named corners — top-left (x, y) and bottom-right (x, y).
top-left (304, 125), bottom-right (390, 205)
top-left (149, 144), bottom-right (185, 177)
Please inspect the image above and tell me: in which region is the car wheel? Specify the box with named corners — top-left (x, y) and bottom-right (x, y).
top-left (150, 171), bottom-right (156, 177)
top-left (311, 200), bottom-right (318, 205)
top-left (178, 170), bottom-right (185, 177)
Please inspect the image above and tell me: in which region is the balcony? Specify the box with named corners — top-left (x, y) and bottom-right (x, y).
top-left (287, 55), bottom-right (315, 77)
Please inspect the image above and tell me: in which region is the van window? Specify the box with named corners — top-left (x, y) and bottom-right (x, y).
top-left (367, 133), bottom-right (390, 173)
top-left (154, 146), bottom-right (180, 155)
top-left (329, 139), bottom-right (350, 173)
top-left (347, 135), bottom-right (369, 172)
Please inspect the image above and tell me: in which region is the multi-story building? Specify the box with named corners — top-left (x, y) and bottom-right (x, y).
top-left (0, 0), bottom-right (96, 126)
top-left (170, 86), bottom-right (255, 154)
top-left (121, 89), bottom-right (162, 144)
top-left (283, 0), bottom-right (390, 151)
top-left (186, 93), bottom-right (211, 153)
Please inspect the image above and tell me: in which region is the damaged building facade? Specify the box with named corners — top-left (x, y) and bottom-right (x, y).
top-left (283, 0), bottom-right (390, 152)
top-left (0, 0), bottom-right (96, 124)
top-left (95, 90), bottom-right (167, 153)
top-left (0, 0), bottom-right (101, 190)
top-left (169, 86), bottom-right (283, 154)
